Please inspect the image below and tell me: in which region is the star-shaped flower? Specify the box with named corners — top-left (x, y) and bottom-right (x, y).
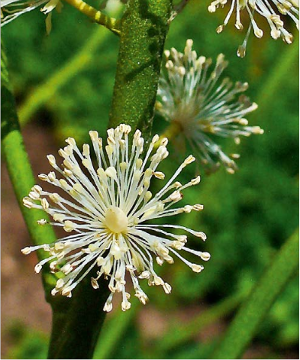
top-left (22, 124), bottom-right (210, 312)
top-left (156, 39), bottom-right (264, 174)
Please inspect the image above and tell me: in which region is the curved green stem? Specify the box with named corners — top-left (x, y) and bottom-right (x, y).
top-left (212, 229), bottom-right (299, 359)
top-left (63, 0), bottom-right (121, 35)
top-left (1, 43), bottom-right (57, 294)
top-left (19, 26), bottom-right (110, 127)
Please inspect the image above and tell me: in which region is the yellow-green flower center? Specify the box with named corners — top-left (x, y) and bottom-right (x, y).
top-left (104, 206), bottom-right (128, 234)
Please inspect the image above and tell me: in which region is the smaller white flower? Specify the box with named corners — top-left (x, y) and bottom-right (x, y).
top-left (22, 124), bottom-right (209, 312)
top-left (207, 0), bottom-right (299, 57)
top-left (1, 0), bottom-right (62, 33)
top-left (157, 39), bottom-right (264, 174)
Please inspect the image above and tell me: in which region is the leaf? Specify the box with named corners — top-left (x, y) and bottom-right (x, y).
top-left (211, 229), bottom-right (299, 359)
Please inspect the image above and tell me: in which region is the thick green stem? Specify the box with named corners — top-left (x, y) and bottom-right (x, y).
top-left (109, 0), bottom-right (172, 138)
top-left (48, 277), bottom-right (109, 359)
top-left (212, 229), bottom-right (299, 359)
top-left (48, 1), bottom-right (172, 358)
top-left (1, 42), bottom-right (57, 295)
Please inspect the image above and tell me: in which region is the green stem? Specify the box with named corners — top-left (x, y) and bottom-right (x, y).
top-left (108, 0), bottom-right (172, 138)
top-left (19, 26), bottom-right (110, 127)
top-left (212, 229), bottom-right (299, 359)
top-left (48, 1), bottom-right (172, 358)
top-left (63, 0), bottom-right (121, 35)
top-left (1, 42), bottom-right (57, 294)
top-left (48, 277), bottom-right (110, 359)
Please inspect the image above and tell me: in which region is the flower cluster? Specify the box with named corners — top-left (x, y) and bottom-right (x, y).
top-left (208, 0), bottom-right (299, 57)
top-left (156, 39), bottom-right (264, 174)
top-left (1, 0), bottom-right (61, 33)
top-left (22, 124), bottom-right (210, 312)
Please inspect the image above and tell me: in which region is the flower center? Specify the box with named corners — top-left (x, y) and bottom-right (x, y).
top-left (104, 206), bottom-right (128, 234)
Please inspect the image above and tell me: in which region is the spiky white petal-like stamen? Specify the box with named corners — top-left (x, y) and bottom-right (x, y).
top-left (22, 124), bottom-right (209, 312)
top-left (207, 0), bottom-right (299, 57)
top-left (156, 39), bottom-right (264, 174)
top-left (1, 0), bottom-right (61, 33)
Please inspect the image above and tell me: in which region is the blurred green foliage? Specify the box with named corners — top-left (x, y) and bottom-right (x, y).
top-left (2, 0), bottom-right (298, 358)
top-left (5, 322), bottom-right (48, 359)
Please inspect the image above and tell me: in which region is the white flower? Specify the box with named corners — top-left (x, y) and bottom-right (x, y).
top-left (1, 0), bottom-right (62, 33)
top-left (156, 39), bottom-right (264, 174)
top-left (22, 124), bottom-right (210, 312)
top-left (208, 0), bottom-right (299, 57)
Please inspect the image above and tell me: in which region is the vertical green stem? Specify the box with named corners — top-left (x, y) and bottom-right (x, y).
top-left (109, 0), bottom-right (172, 138)
top-left (48, 1), bottom-right (172, 358)
top-left (48, 277), bottom-right (110, 359)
